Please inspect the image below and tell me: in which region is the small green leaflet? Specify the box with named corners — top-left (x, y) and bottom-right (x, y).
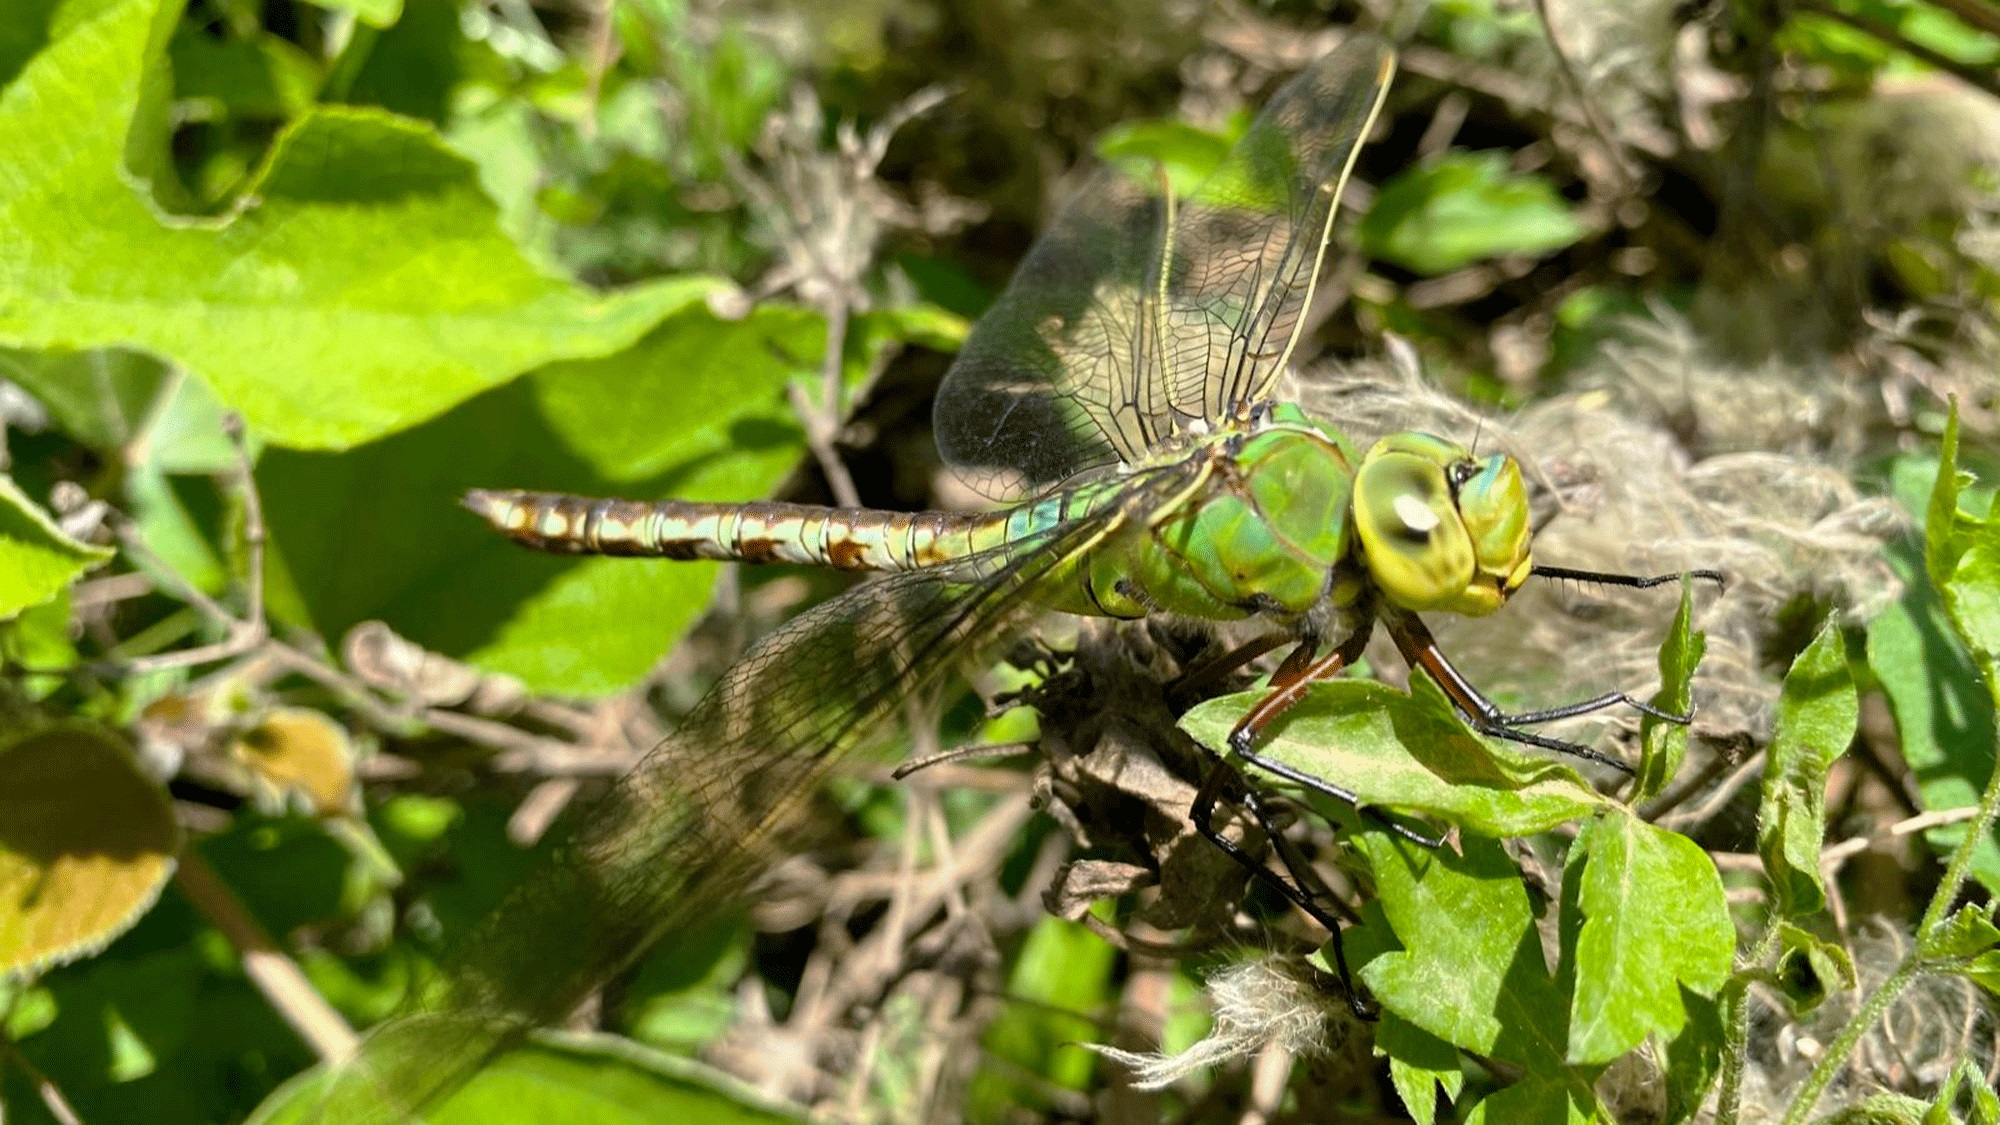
top-left (1757, 620), bottom-right (1858, 919)
top-left (0, 475), bottom-right (113, 620)
top-left (1634, 580), bottom-right (1703, 802)
top-left (1563, 809), bottom-right (1733, 1065)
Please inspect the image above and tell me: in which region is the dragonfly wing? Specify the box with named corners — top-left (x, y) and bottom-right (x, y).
top-left (934, 35), bottom-right (1395, 497)
top-left (1166, 36), bottom-right (1396, 422)
top-left (313, 463), bottom-right (1203, 1122)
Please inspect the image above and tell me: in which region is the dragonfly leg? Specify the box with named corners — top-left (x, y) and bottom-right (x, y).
top-left (1169, 631), bottom-right (1293, 705)
top-left (1188, 761), bottom-right (1376, 1018)
top-left (1385, 613), bottom-right (1643, 775)
top-left (1225, 625), bottom-right (1374, 757)
top-left (1531, 564), bottom-right (1726, 591)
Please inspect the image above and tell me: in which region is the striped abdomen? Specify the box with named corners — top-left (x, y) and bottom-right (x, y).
top-left (463, 490), bottom-right (1023, 572)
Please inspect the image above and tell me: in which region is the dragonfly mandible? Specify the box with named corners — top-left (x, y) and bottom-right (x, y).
top-left (324, 34), bottom-right (1718, 1119)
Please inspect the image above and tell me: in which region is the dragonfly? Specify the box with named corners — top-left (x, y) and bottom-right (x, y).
top-left (323, 34), bottom-right (1717, 1119)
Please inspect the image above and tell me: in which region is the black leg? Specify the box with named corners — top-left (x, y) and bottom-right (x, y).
top-left (1189, 762), bottom-right (1376, 1018)
top-left (1531, 564), bottom-right (1725, 590)
top-left (1383, 612), bottom-right (1693, 776)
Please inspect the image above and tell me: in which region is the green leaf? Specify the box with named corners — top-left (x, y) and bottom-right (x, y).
top-left (0, 725), bottom-right (181, 975)
top-left (1564, 810), bottom-right (1733, 1065)
top-left (1180, 678), bottom-right (1607, 839)
top-left (1096, 114), bottom-right (1241, 199)
top-left (249, 1031), bottom-right (803, 1124)
top-left (1662, 987), bottom-right (1725, 1125)
top-left (257, 302), bottom-right (812, 695)
top-left (977, 916), bottom-right (1116, 1103)
top-left (1771, 923), bottom-right (1855, 1015)
top-left (1377, 1013), bottom-right (1464, 1125)
top-left (1359, 151), bottom-right (1588, 276)
top-left (169, 27), bottom-right (320, 120)
top-left (1463, 1075), bottom-right (1600, 1124)
top-left (1928, 403), bottom-right (2000, 665)
top-left (0, 474), bottom-right (114, 619)
top-left (0, 346), bottom-right (168, 453)
top-left (0, 0), bottom-right (716, 451)
top-left (1868, 539), bottom-right (2000, 895)
top-left (1634, 579), bottom-right (1703, 802)
top-left (1757, 620), bottom-right (1857, 918)
top-left (1922, 904), bottom-right (2000, 961)
top-left (1347, 833), bottom-right (1570, 1070)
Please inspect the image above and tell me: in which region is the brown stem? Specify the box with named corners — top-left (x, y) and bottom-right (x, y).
top-left (173, 851), bottom-right (358, 1062)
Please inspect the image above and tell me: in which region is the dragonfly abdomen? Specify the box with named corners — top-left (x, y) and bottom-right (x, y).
top-left (463, 489), bottom-right (1000, 571)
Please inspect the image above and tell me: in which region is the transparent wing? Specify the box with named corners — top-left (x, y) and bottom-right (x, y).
top-left (934, 35), bottom-right (1395, 497)
top-left (309, 464), bottom-right (1203, 1123)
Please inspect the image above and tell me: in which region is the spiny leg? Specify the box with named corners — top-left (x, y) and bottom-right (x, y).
top-left (1531, 564), bottom-right (1726, 591)
top-left (1169, 630), bottom-right (1293, 706)
top-left (1188, 761), bottom-right (1374, 1017)
top-left (1386, 613), bottom-right (1687, 776)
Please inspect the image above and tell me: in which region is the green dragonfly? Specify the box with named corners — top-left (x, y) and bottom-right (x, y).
top-left (323, 34), bottom-right (1715, 1119)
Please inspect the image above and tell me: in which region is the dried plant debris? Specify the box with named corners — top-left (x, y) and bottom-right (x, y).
top-left (1091, 955), bottom-right (1363, 1090)
top-left (1297, 326), bottom-right (1902, 751)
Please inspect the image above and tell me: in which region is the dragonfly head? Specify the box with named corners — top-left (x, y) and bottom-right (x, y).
top-left (1353, 433), bottom-right (1532, 617)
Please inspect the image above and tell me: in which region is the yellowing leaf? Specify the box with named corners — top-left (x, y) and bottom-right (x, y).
top-left (233, 708), bottom-right (357, 816)
top-left (0, 726), bottom-right (181, 975)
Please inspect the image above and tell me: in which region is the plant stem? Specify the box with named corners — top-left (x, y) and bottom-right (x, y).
top-left (1716, 924), bottom-right (1784, 1125)
top-left (1782, 676), bottom-right (2000, 1123)
top-left (1777, 958), bottom-right (1920, 1125)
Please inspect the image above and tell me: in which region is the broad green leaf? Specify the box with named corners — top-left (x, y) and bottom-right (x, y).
top-left (0, 725), bottom-right (181, 975)
top-left (1772, 923), bottom-right (1854, 1015)
top-left (257, 303), bottom-right (811, 695)
top-left (1869, 540), bottom-right (2000, 894)
top-left (1377, 1013), bottom-right (1464, 1125)
top-left (1181, 678), bottom-right (1607, 838)
top-left (1096, 113), bottom-right (1241, 199)
top-left (1565, 810), bottom-right (1732, 1064)
top-left (1347, 833), bottom-right (1570, 1069)
top-left (1635, 580), bottom-right (1703, 802)
top-left (0, 474), bottom-right (114, 619)
top-left (1757, 620), bottom-right (1857, 918)
top-left (1, 589), bottom-right (79, 698)
top-left (1359, 151), bottom-right (1588, 275)
top-left (0, 0), bottom-right (715, 451)
top-left (0, 346), bottom-right (167, 453)
top-left (1463, 1075), bottom-right (1600, 1125)
top-left (1662, 987), bottom-right (1725, 1125)
top-left (249, 1031), bottom-right (803, 1125)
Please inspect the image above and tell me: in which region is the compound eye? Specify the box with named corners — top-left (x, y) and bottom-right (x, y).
top-left (1354, 450), bottom-right (1475, 610)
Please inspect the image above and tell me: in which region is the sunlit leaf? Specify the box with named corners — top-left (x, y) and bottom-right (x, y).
top-left (0, 0), bottom-right (716, 451)
top-left (1869, 539), bottom-right (2000, 894)
top-left (0, 474), bottom-right (114, 619)
top-left (1347, 833), bottom-right (1569, 1069)
top-left (1359, 151), bottom-right (1588, 275)
top-left (1635, 580), bottom-right (1703, 802)
top-left (1564, 810), bottom-right (1732, 1064)
top-left (1181, 678), bottom-right (1607, 838)
top-left (0, 726), bottom-right (181, 975)
top-left (258, 302), bottom-right (814, 695)
top-left (1757, 620), bottom-right (1858, 918)
top-left (1377, 1013), bottom-right (1464, 1125)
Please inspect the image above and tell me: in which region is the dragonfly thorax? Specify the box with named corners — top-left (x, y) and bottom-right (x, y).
top-left (1351, 432), bottom-right (1533, 617)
